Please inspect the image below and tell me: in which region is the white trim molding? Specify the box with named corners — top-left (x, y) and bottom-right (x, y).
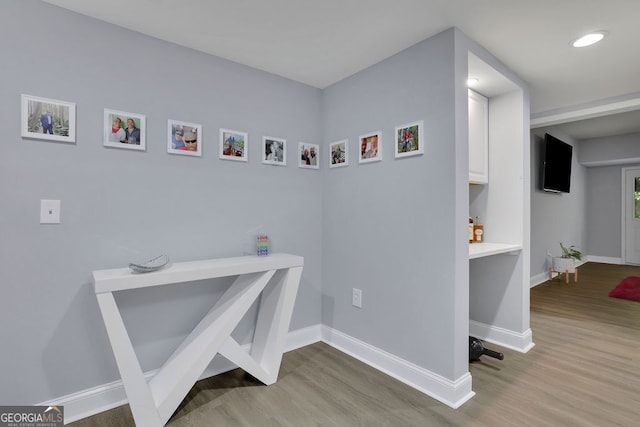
top-left (530, 96), bottom-right (640, 128)
top-left (469, 320), bottom-right (534, 353)
top-left (530, 271), bottom-right (550, 288)
top-left (44, 323), bottom-right (476, 423)
top-left (530, 257), bottom-right (623, 288)
top-left (39, 324), bottom-right (322, 424)
top-left (320, 326), bottom-right (475, 409)
top-left (586, 256), bottom-right (622, 265)
top-left (38, 358), bottom-right (237, 424)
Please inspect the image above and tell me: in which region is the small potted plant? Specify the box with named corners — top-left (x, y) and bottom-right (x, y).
top-left (552, 243), bottom-right (582, 274)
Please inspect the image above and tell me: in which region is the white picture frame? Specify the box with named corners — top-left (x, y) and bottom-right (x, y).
top-left (21, 94), bottom-right (76, 143)
top-left (298, 142), bottom-right (319, 169)
top-left (358, 131), bottom-right (382, 164)
top-left (168, 120), bottom-right (202, 157)
top-left (104, 109), bottom-right (146, 151)
top-left (394, 120), bottom-right (424, 158)
top-left (219, 128), bottom-right (248, 161)
top-left (329, 139), bottom-right (349, 168)
top-left (262, 136), bottom-right (287, 166)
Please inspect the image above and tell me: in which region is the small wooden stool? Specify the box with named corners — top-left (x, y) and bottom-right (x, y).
top-left (549, 267), bottom-right (578, 284)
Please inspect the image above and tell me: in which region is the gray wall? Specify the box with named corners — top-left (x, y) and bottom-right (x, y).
top-left (582, 133), bottom-right (640, 258)
top-left (530, 128), bottom-right (587, 279)
top-left (321, 27), bottom-right (530, 381)
top-left (585, 165), bottom-right (624, 258)
top-left (1, 1), bottom-right (322, 404)
top-left (321, 29), bottom-right (461, 379)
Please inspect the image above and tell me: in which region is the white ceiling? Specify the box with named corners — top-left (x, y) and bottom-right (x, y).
top-left (42, 0), bottom-right (640, 140)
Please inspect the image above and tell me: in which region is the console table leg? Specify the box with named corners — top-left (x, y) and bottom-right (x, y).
top-left (96, 292), bottom-right (163, 427)
top-left (251, 266), bottom-right (303, 384)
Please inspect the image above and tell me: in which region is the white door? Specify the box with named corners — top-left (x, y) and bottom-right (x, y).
top-left (624, 167), bottom-right (640, 265)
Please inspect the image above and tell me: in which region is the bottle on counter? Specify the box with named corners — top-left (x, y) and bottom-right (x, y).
top-left (468, 217), bottom-right (474, 243)
top-left (473, 216), bottom-right (484, 243)
top-left (474, 216), bottom-right (484, 243)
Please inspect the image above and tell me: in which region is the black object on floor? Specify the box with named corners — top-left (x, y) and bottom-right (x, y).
top-left (469, 336), bottom-right (504, 361)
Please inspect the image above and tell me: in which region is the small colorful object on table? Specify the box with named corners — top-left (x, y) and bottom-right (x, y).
top-left (257, 234), bottom-right (269, 256)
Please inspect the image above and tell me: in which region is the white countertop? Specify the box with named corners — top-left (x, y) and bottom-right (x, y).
top-left (469, 242), bottom-right (522, 259)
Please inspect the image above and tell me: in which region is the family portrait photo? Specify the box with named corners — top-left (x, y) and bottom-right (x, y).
top-left (262, 136), bottom-right (286, 166)
top-left (329, 139), bottom-right (348, 168)
top-left (359, 131), bottom-right (381, 163)
top-left (395, 120), bottom-right (424, 158)
top-left (219, 128), bottom-right (248, 161)
top-left (21, 94), bottom-right (76, 143)
top-left (104, 109), bottom-right (146, 151)
top-left (168, 120), bottom-right (202, 157)
top-left (299, 142), bottom-right (319, 169)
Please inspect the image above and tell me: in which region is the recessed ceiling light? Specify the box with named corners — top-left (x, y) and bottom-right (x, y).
top-left (467, 78), bottom-right (479, 87)
top-left (572, 31), bottom-right (607, 48)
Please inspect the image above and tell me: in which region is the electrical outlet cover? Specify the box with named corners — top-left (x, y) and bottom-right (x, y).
top-left (40, 199), bottom-right (61, 224)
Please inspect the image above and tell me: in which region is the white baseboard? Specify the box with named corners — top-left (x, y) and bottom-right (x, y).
top-left (469, 320), bottom-right (534, 353)
top-left (45, 323), bottom-right (475, 422)
top-left (529, 271), bottom-right (550, 288)
top-left (39, 324), bottom-right (322, 424)
top-left (40, 358), bottom-right (241, 424)
top-left (530, 256), bottom-right (623, 287)
top-left (320, 326), bottom-right (475, 409)
top-left (284, 323), bottom-right (323, 352)
top-left (43, 321), bottom-right (548, 422)
top-left (585, 255), bottom-right (622, 265)
top-left (37, 321), bottom-right (542, 422)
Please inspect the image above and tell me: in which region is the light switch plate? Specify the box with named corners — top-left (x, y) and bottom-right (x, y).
top-left (352, 288), bottom-right (362, 308)
top-left (40, 199), bottom-right (61, 224)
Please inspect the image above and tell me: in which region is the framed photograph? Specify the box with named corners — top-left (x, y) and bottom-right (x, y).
top-left (104, 109), bottom-right (146, 151)
top-left (219, 128), bottom-right (248, 161)
top-left (298, 142), bottom-right (319, 169)
top-left (329, 139), bottom-right (348, 168)
top-left (21, 94), bottom-right (76, 143)
top-left (395, 120), bottom-right (424, 158)
top-left (359, 131), bottom-right (382, 164)
top-left (262, 136), bottom-right (286, 166)
top-left (168, 120), bottom-right (202, 157)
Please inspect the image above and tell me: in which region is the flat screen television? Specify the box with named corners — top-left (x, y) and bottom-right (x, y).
top-left (542, 133), bottom-right (572, 193)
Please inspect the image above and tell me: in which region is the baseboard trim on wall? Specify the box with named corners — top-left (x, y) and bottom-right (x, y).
top-left (530, 256), bottom-right (623, 288)
top-left (39, 324), bottom-right (322, 424)
top-left (530, 271), bottom-right (550, 288)
top-left (320, 325), bottom-right (475, 409)
top-left (37, 321), bottom-right (543, 422)
top-left (585, 255), bottom-right (622, 265)
top-left (469, 320), bottom-right (535, 353)
top-left (45, 323), bottom-right (476, 422)
top-left (39, 359), bottom-right (238, 424)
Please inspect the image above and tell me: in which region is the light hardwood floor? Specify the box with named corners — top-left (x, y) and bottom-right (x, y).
top-left (70, 262), bottom-right (640, 426)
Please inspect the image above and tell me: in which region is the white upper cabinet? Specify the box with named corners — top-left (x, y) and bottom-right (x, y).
top-left (468, 89), bottom-right (488, 184)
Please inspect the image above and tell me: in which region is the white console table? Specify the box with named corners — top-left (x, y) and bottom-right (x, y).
top-left (93, 253), bottom-right (304, 427)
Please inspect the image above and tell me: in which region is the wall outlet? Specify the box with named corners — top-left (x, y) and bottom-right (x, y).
top-left (40, 199), bottom-right (61, 224)
top-left (352, 288), bottom-right (362, 308)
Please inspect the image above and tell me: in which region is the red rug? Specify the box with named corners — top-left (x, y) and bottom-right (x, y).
top-left (609, 276), bottom-right (640, 302)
